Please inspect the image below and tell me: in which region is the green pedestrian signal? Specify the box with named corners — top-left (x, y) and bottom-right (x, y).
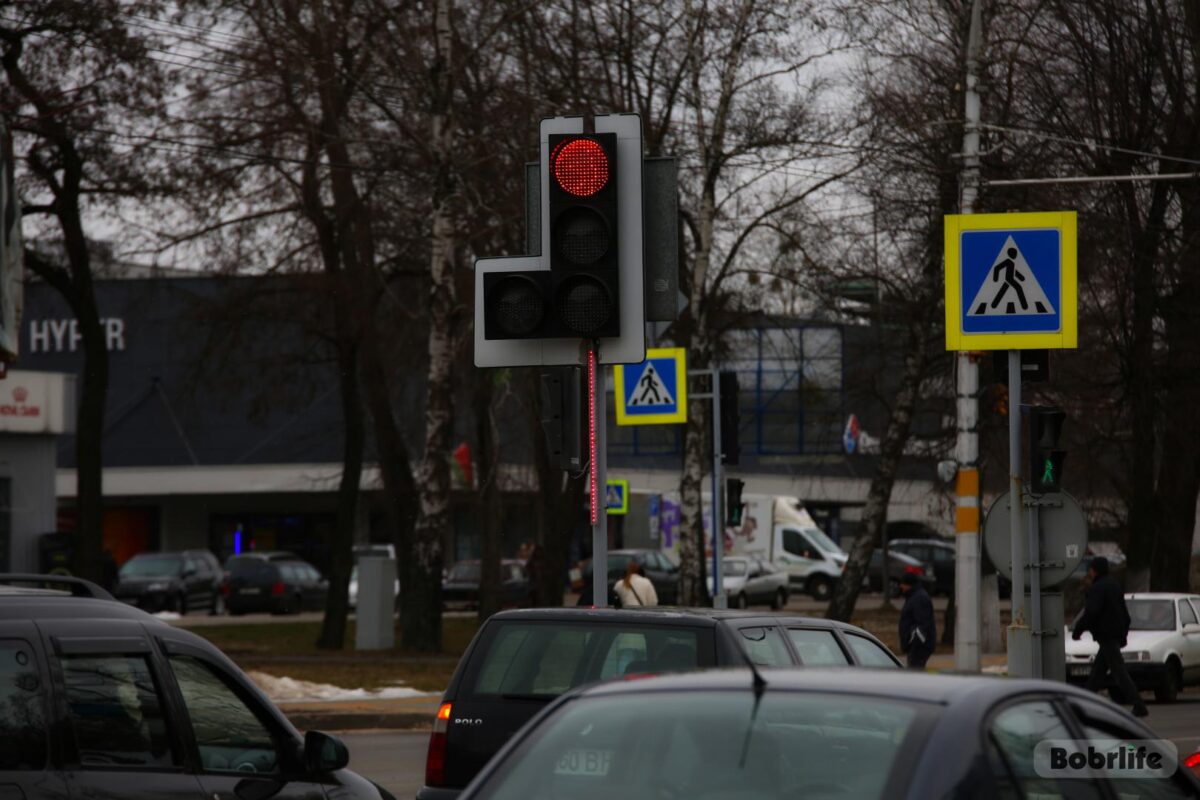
top-left (1041, 458), bottom-right (1055, 485)
top-left (1029, 406), bottom-right (1066, 494)
top-left (726, 478), bottom-right (745, 526)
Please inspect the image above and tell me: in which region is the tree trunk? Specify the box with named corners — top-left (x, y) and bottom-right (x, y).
top-left (70, 279), bottom-right (108, 584)
top-left (678, 388), bottom-right (709, 606)
top-left (476, 373), bottom-right (504, 623)
top-left (528, 370), bottom-right (583, 607)
top-left (827, 326), bottom-right (927, 622)
top-left (404, 0), bottom-right (456, 652)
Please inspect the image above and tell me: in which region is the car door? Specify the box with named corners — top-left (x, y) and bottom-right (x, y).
top-left (158, 639), bottom-right (327, 800)
top-left (1176, 599), bottom-right (1200, 681)
top-left (745, 560), bottom-right (771, 604)
top-left (40, 620), bottom-right (206, 800)
top-left (183, 557), bottom-right (208, 612)
top-left (0, 620), bottom-right (70, 800)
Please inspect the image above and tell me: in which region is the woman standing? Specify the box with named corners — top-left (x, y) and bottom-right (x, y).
top-left (613, 560), bottom-right (658, 607)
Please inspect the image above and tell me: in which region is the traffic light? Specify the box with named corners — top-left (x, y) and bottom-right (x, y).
top-left (1029, 405), bottom-right (1066, 494)
top-left (719, 371), bottom-right (740, 465)
top-left (482, 133), bottom-right (622, 340)
top-left (539, 367), bottom-right (583, 471)
top-left (726, 478), bottom-right (745, 526)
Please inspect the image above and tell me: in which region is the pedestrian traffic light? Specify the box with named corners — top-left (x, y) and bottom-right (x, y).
top-left (719, 371), bottom-right (740, 465)
top-left (1029, 405), bottom-right (1066, 494)
top-left (726, 478), bottom-right (745, 526)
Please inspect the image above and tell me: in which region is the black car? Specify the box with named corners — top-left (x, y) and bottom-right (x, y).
top-left (865, 548), bottom-right (936, 595)
top-left (889, 538), bottom-right (955, 596)
top-left (578, 549), bottom-right (680, 605)
top-left (459, 668), bottom-right (1200, 800)
top-left (114, 549), bottom-right (224, 615)
top-left (224, 553), bottom-right (328, 615)
top-left (442, 559), bottom-right (530, 611)
top-left (417, 606), bottom-right (900, 799)
top-left (0, 574), bottom-right (392, 800)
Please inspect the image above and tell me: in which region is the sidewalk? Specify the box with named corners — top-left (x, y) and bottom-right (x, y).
top-left (280, 694), bottom-right (440, 732)
top-left (927, 652), bottom-right (1008, 672)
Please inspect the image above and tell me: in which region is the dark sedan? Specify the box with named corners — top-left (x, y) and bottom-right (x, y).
top-left (442, 559), bottom-right (530, 611)
top-left (113, 550), bottom-right (223, 615)
top-left (459, 669), bottom-right (1200, 800)
top-left (224, 553), bottom-right (328, 615)
top-left (888, 538), bottom-right (955, 596)
top-left (865, 548), bottom-right (935, 595)
top-left (577, 549), bottom-right (679, 605)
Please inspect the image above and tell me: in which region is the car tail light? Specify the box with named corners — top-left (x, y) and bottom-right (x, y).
top-left (220, 581), bottom-right (231, 597)
top-left (904, 565), bottom-right (925, 576)
top-left (1184, 751), bottom-right (1200, 772)
top-left (425, 703), bottom-right (452, 786)
top-left (271, 581), bottom-right (285, 596)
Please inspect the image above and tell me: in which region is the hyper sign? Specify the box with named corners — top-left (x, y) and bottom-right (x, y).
top-left (944, 211), bottom-right (1077, 351)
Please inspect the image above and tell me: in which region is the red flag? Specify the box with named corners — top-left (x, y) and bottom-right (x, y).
top-left (453, 442), bottom-right (473, 487)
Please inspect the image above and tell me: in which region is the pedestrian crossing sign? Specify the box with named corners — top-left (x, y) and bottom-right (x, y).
top-left (944, 211), bottom-right (1077, 351)
top-left (614, 347), bottom-right (688, 425)
top-left (606, 479), bottom-right (629, 515)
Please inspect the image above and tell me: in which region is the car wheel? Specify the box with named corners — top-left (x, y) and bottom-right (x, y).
top-left (808, 575), bottom-right (833, 601)
top-left (210, 592), bottom-right (225, 616)
top-left (733, 592), bottom-right (748, 609)
top-left (1154, 659), bottom-right (1181, 704)
top-left (771, 588), bottom-right (787, 610)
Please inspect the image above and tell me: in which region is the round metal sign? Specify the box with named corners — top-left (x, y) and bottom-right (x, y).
top-left (982, 490), bottom-right (1088, 589)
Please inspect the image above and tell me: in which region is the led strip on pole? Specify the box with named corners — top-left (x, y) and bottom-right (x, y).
top-left (588, 345), bottom-right (598, 525)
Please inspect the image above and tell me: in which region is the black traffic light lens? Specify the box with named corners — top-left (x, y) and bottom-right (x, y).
top-left (489, 274), bottom-right (545, 336)
top-left (555, 275), bottom-right (613, 335)
top-left (555, 207), bottom-right (610, 265)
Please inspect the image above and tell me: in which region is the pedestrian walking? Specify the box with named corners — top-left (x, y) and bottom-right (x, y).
top-left (613, 560), bottom-right (658, 608)
top-left (1072, 556), bottom-right (1148, 717)
top-left (898, 572), bottom-right (935, 670)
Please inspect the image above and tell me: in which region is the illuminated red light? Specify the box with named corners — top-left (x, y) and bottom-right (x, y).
top-left (588, 347), bottom-right (598, 525)
top-left (554, 138), bottom-right (609, 197)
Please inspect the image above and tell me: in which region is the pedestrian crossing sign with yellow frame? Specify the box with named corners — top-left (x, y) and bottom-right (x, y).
top-left (614, 347), bottom-right (688, 426)
top-left (944, 211), bottom-right (1077, 351)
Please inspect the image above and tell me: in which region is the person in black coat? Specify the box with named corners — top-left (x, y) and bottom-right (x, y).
top-left (898, 572), bottom-right (936, 669)
top-left (1072, 556), bottom-right (1147, 717)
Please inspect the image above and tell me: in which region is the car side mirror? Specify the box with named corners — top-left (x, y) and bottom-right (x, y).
top-left (304, 730), bottom-right (349, 773)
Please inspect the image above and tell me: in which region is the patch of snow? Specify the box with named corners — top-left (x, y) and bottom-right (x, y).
top-left (982, 665), bottom-right (1008, 675)
top-left (153, 611), bottom-right (182, 620)
top-left (247, 671), bottom-right (432, 703)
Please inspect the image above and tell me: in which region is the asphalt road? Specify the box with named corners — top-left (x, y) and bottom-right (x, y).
top-left (344, 694), bottom-right (1200, 798)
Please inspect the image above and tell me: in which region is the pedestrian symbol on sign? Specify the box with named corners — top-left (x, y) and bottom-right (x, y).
top-left (967, 236), bottom-right (1055, 318)
top-left (629, 362), bottom-right (674, 407)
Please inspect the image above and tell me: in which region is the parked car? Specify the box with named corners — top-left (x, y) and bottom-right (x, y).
top-left (442, 559), bottom-right (530, 611)
top-left (888, 537), bottom-right (955, 595)
top-left (417, 606), bottom-right (900, 799)
top-left (114, 549), bottom-right (224, 615)
top-left (1066, 592), bottom-right (1200, 703)
top-left (0, 574), bottom-right (392, 799)
top-left (577, 549), bottom-right (680, 605)
top-left (458, 668), bottom-right (1200, 799)
top-left (1187, 748), bottom-right (1200, 781)
top-left (706, 556), bottom-right (789, 609)
top-left (864, 548), bottom-right (935, 595)
top-left (224, 552), bottom-right (328, 615)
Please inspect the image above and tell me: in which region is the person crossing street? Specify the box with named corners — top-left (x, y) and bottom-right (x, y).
top-left (1072, 556), bottom-right (1148, 717)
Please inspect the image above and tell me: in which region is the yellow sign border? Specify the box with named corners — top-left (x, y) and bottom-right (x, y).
top-left (605, 479), bottom-right (629, 515)
top-left (944, 211), bottom-right (1077, 351)
top-left (614, 347), bottom-right (688, 426)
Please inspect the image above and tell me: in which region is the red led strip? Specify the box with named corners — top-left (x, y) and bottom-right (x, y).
top-left (588, 346), bottom-right (598, 525)
top-left (554, 138), bottom-right (609, 197)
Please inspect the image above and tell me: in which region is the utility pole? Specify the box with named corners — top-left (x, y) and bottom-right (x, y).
top-left (954, 0), bottom-right (984, 673)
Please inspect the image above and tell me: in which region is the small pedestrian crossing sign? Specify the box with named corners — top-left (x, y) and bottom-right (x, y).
top-left (614, 347), bottom-right (687, 425)
top-left (606, 479), bottom-right (629, 515)
top-left (945, 211), bottom-right (1077, 351)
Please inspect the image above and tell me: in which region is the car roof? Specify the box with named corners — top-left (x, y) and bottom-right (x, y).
top-left (890, 538), bottom-right (953, 548)
top-left (571, 667), bottom-right (1098, 706)
top-left (488, 606), bottom-right (867, 633)
top-left (1127, 593), bottom-right (1200, 601)
top-left (0, 593), bottom-right (173, 623)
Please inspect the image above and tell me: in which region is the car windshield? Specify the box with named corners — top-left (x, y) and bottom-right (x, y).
top-left (226, 557), bottom-right (275, 582)
top-left (449, 562), bottom-right (481, 582)
top-left (1128, 600), bottom-right (1175, 631)
top-left (480, 689), bottom-right (922, 800)
top-left (724, 561), bottom-right (748, 577)
top-left (119, 555), bottom-right (182, 578)
top-left (805, 527), bottom-right (843, 555)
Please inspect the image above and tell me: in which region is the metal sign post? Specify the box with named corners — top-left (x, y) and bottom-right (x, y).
top-left (1007, 351), bottom-right (1032, 677)
top-left (711, 370), bottom-right (726, 609)
top-left (589, 345), bottom-right (609, 607)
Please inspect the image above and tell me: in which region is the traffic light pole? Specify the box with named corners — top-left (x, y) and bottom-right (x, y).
top-left (711, 370), bottom-right (726, 609)
top-left (589, 345), bottom-right (609, 607)
top-left (1007, 351), bottom-right (1032, 677)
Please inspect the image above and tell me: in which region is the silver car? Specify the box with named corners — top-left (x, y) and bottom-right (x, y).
top-left (708, 556), bottom-right (789, 609)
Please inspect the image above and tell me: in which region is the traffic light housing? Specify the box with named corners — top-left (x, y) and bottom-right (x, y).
top-left (1029, 405), bottom-right (1066, 494)
top-left (719, 371), bottom-right (740, 465)
top-left (726, 478), bottom-right (745, 526)
top-left (539, 367), bottom-right (583, 471)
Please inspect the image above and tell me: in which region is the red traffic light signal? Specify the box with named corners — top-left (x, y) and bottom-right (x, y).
top-left (552, 138), bottom-right (609, 196)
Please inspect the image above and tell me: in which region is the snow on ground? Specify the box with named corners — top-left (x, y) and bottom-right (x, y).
top-left (153, 611), bottom-right (182, 620)
top-left (247, 671), bottom-right (432, 703)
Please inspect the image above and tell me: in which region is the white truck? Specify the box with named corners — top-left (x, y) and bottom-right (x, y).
top-left (726, 495), bottom-right (848, 600)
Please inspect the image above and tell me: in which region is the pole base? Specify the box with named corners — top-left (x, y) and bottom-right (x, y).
top-left (1007, 624), bottom-right (1033, 678)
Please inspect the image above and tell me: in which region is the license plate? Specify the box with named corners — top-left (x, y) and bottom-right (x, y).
top-left (554, 748), bottom-right (612, 777)
top-left (239, 587), bottom-right (261, 595)
top-left (1070, 665), bottom-right (1091, 677)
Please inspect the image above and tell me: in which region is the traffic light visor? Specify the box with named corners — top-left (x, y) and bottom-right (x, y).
top-left (552, 138), bottom-right (609, 197)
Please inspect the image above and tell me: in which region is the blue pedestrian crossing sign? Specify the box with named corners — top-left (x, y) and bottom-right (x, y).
top-left (606, 479), bottom-right (629, 515)
top-left (614, 347), bottom-right (688, 425)
top-left (945, 211), bottom-right (1077, 351)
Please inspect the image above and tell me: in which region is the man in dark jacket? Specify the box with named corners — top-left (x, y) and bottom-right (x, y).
top-left (898, 572), bottom-right (936, 669)
top-left (1072, 556), bottom-right (1147, 717)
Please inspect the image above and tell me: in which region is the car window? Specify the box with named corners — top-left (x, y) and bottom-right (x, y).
top-left (465, 621), bottom-right (714, 700)
top-left (782, 529), bottom-right (818, 560)
top-left (307, 565), bottom-right (322, 582)
top-left (1129, 600), bottom-right (1175, 631)
top-left (1071, 712), bottom-right (1193, 800)
top-left (280, 564), bottom-right (300, 582)
top-left (787, 629), bottom-right (850, 666)
top-left (0, 640), bottom-right (47, 769)
top-left (1178, 600), bottom-right (1197, 627)
top-left (844, 634), bottom-right (899, 668)
top-left (987, 700), bottom-right (1104, 800)
top-left (737, 627), bottom-right (792, 667)
top-left (169, 656), bottom-right (279, 774)
top-left (61, 654), bottom-right (176, 768)
top-left (227, 558), bottom-right (274, 582)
